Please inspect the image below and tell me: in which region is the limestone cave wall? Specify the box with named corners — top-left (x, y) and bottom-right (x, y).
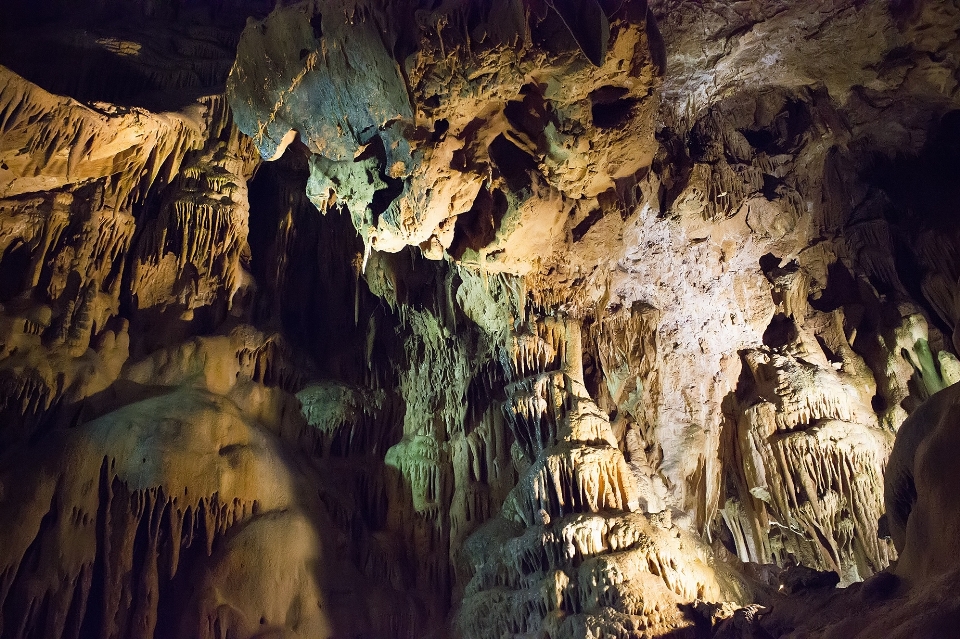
top-left (0, 0), bottom-right (959, 638)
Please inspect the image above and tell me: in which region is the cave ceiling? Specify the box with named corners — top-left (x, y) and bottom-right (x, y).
top-left (0, 0), bottom-right (959, 638)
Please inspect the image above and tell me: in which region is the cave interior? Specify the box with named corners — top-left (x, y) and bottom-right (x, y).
top-left (1, 0), bottom-right (960, 637)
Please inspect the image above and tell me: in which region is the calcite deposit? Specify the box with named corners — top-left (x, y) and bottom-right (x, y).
top-left (1, 0), bottom-right (960, 638)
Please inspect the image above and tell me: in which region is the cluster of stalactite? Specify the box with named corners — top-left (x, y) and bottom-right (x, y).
top-left (720, 243), bottom-right (960, 584)
top-left (0, 73), bottom-right (229, 440)
top-left (1, 472), bottom-right (260, 639)
top-left (131, 115), bottom-right (260, 315)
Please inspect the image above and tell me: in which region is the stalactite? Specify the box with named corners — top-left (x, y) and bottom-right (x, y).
top-left (0, 460), bottom-right (266, 639)
top-left (844, 220), bottom-right (904, 294)
top-left (730, 346), bottom-right (897, 582)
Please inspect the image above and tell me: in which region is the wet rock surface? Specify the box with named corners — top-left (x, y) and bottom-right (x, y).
top-left (0, 0), bottom-right (959, 638)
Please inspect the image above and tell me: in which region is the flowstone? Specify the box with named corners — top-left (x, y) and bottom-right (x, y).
top-left (459, 370), bottom-right (746, 638)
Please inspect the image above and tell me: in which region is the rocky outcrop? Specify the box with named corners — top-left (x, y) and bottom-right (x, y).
top-left (228, 0), bottom-right (661, 268)
top-left (1, 0), bottom-right (960, 638)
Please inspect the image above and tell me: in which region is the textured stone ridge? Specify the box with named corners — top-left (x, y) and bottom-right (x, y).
top-left (1, 0), bottom-right (960, 638)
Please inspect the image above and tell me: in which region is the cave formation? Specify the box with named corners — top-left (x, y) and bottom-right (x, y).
top-left (1, 0), bottom-right (960, 637)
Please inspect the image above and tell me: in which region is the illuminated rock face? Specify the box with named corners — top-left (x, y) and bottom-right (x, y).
top-left (228, 0), bottom-right (661, 269)
top-left (0, 0), bottom-right (960, 638)
top-left (459, 370), bottom-right (748, 638)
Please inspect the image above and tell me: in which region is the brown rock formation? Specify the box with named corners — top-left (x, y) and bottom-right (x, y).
top-left (0, 0), bottom-right (959, 638)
